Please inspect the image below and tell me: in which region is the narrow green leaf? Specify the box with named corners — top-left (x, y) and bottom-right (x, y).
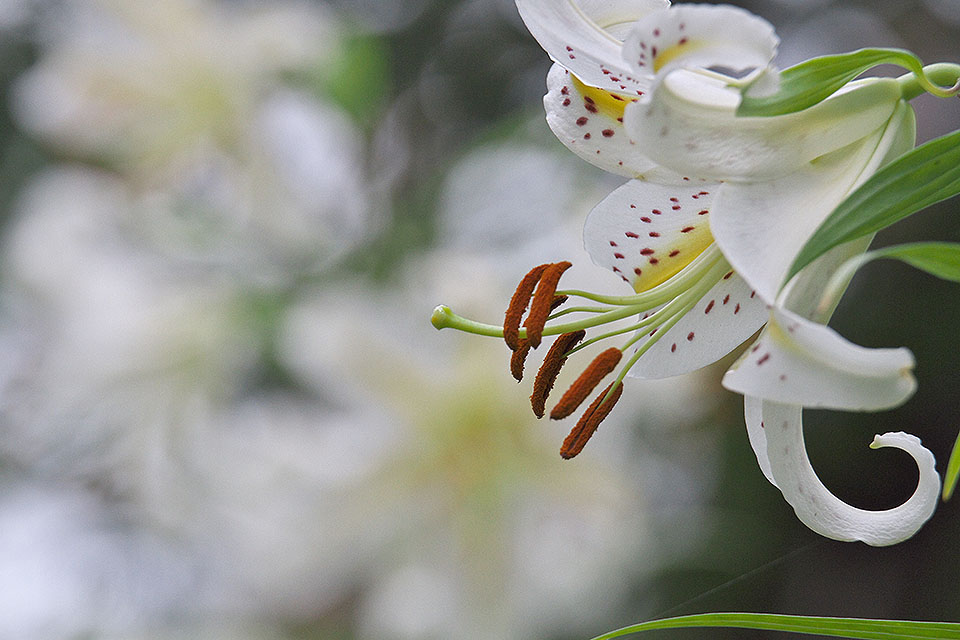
top-left (592, 613), bottom-right (960, 640)
top-left (871, 242), bottom-right (960, 283)
top-left (817, 242), bottom-right (960, 339)
top-left (738, 48), bottom-right (923, 117)
top-left (788, 129), bottom-right (960, 282)
top-left (944, 430), bottom-right (960, 501)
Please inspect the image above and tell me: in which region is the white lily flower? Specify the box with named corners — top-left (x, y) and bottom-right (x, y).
top-left (435, 1), bottom-right (941, 544)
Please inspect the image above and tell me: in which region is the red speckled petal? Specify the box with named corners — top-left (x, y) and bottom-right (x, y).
top-left (583, 177), bottom-right (718, 291)
top-left (545, 64), bottom-right (666, 177)
top-left (723, 306), bottom-right (916, 410)
top-left (622, 4), bottom-right (777, 77)
top-left (516, 0), bottom-right (668, 94)
top-left (625, 269), bottom-right (768, 379)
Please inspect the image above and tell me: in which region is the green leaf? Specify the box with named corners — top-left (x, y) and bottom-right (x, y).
top-left (944, 430), bottom-right (960, 501)
top-left (591, 613), bottom-right (960, 640)
top-left (787, 129), bottom-right (960, 283)
top-left (738, 48), bottom-right (924, 117)
top-left (870, 242), bottom-right (960, 283)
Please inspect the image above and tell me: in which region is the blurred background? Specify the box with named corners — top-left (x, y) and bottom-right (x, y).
top-left (0, 0), bottom-right (957, 638)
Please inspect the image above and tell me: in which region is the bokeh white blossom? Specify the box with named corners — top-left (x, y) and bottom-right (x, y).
top-left (12, 0), bottom-right (372, 281)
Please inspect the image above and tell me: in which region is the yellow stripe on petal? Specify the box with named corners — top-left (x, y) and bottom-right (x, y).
top-left (623, 4), bottom-right (777, 78)
top-left (583, 177), bottom-right (721, 293)
top-left (545, 64), bottom-right (663, 178)
top-left (631, 222), bottom-right (713, 293)
top-left (570, 74), bottom-right (635, 120)
top-left (652, 40), bottom-right (706, 74)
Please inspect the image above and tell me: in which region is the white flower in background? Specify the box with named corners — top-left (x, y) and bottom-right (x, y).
top-left (280, 143), bottom-right (717, 639)
top-left (0, 0), bottom-right (38, 31)
top-left (0, 481), bottom-right (199, 639)
top-left (432, 0), bottom-right (940, 544)
top-left (13, 0), bottom-right (371, 279)
top-left (0, 167), bottom-right (258, 495)
top-left (0, 138), bottom-right (715, 636)
top-left (0, 166), bottom-right (393, 629)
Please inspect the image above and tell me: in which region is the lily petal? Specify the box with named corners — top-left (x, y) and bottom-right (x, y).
top-left (625, 73), bottom-right (904, 182)
top-left (516, 0), bottom-right (669, 94)
top-left (621, 4), bottom-right (777, 77)
top-left (545, 64), bottom-right (657, 178)
top-left (776, 236), bottom-right (874, 321)
top-left (626, 269), bottom-right (767, 379)
top-left (724, 306), bottom-right (916, 411)
top-left (744, 396), bottom-right (776, 486)
top-left (745, 397), bottom-right (940, 546)
top-left (583, 176), bottom-right (718, 290)
top-left (709, 100), bottom-right (916, 303)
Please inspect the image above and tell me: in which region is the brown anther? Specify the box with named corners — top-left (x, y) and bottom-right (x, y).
top-left (510, 339), bottom-right (532, 382)
top-left (523, 261), bottom-right (572, 349)
top-left (504, 264), bottom-right (550, 351)
top-left (560, 381), bottom-right (624, 459)
top-left (550, 347), bottom-right (623, 420)
top-left (550, 294), bottom-right (569, 312)
top-left (530, 330), bottom-right (586, 418)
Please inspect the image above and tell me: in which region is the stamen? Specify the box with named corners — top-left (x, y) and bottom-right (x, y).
top-left (550, 294), bottom-right (569, 311)
top-left (530, 330), bottom-right (586, 418)
top-left (550, 347), bottom-right (623, 420)
top-left (559, 381), bottom-right (624, 459)
top-left (524, 261), bottom-right (572, 348)
top-left (504, 264), bottom-right (549, 351)
top-left (510, 339), bottom-right (532, 382)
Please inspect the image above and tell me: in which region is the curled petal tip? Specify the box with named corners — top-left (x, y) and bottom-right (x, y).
top-left (757, 403), bottom-right (940, 547)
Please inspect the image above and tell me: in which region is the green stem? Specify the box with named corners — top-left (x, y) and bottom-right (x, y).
top-left (590, 612), bottom-right (960, 640)
top-left (431, 247), bottom-right (729, 342)
top-left (899, 62), bottom-right (960, 101)
top-left (432, 300), bottom-right (661, 339)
